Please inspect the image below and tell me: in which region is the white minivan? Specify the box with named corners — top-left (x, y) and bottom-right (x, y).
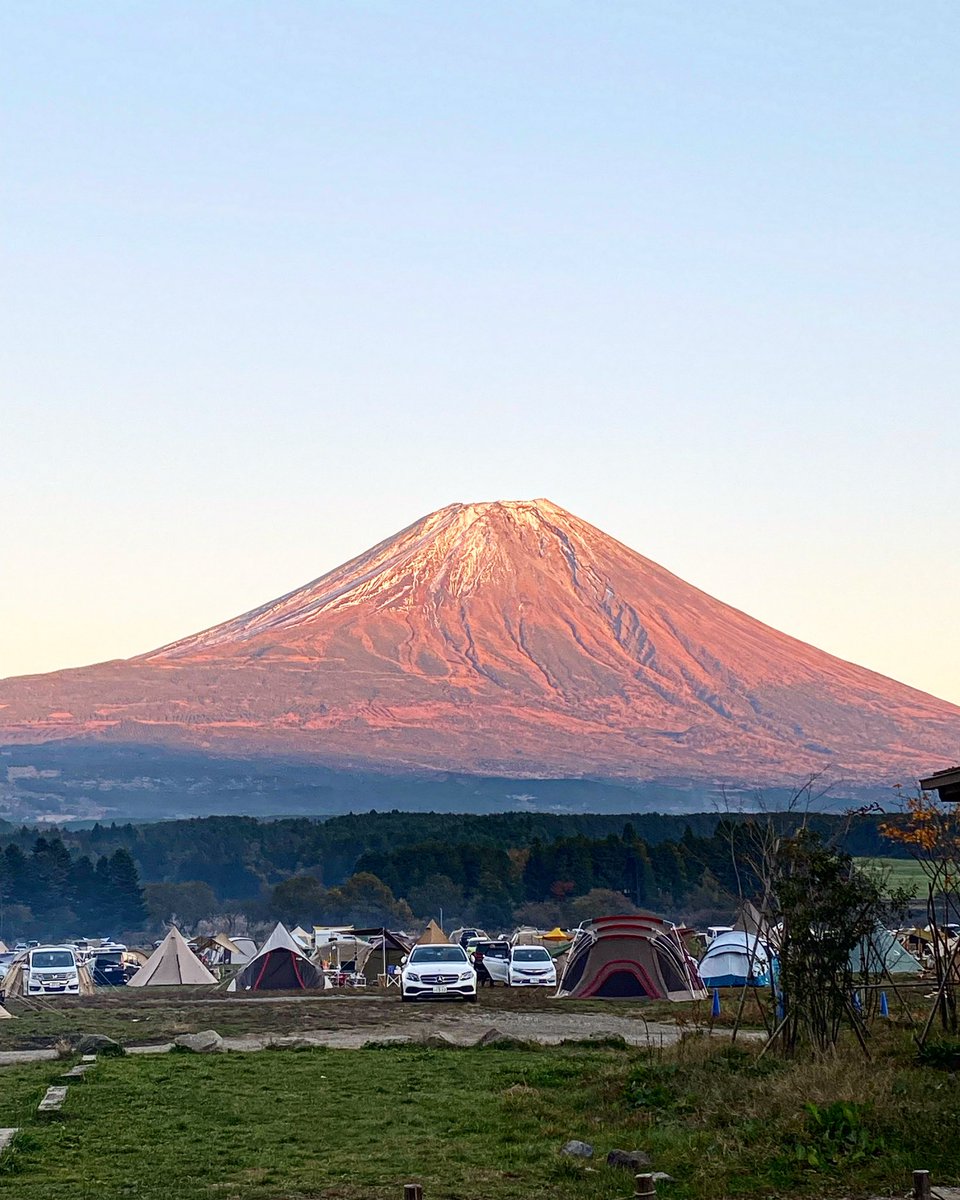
top-left (25, 946), bottom-right (81, 996)
top-left (507, 945), bottom-right (557, 988)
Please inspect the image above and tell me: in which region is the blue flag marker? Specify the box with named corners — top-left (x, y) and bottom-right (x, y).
top-left (852, 990), bottom-right (862, 1013)
top-left (880, 991), bottom-right (889, 1017)
top-left (712, 988), bottom-right (721, 1017)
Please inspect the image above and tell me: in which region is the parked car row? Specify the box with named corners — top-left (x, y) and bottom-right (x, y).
top-left (0, 939), bottom-right (142, 998)
top-left (399, 939), bottom-right (558, 1002)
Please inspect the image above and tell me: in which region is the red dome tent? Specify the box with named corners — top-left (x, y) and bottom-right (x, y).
top-left (556, 914), bottom-right (706, 1001)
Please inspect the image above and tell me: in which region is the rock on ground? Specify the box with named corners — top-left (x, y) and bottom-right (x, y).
top-left (174, 1030), bottom-right (224, 1054)
top-left (562, 1140), bottom-right (593, 1158)
top-left (607, 1149), bottom-right (653, 1170)
top-left (419, 1032), bottom-right (459, 1048)
top-left (473, 1027), bottom-right (516, 1046)
top-left (75, 1034), bottom-right (123, 1056)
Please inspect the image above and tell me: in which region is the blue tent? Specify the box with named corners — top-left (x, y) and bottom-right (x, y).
top-left (849, 926), bottom-right (922, 976)
top-left (699, 931), bottom-right (772, 989)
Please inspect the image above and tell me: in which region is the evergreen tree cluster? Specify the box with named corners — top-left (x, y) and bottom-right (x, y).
top-left (0, 838), bottom-right (147, 940)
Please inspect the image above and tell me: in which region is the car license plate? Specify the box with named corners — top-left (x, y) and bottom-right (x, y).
top-left (432, 985), bottom-right (448, 993)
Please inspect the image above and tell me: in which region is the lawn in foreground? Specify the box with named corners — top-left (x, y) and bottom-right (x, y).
top-left (0, 1036), bottom-right (957, 1200)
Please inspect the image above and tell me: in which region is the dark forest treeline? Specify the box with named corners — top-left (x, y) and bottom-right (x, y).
top-left (0, 838), bottom-right (146, 940)
top-left (0, 809), bottom-right (901, 900)
top-left (0, 809), bottom-right (903, 939)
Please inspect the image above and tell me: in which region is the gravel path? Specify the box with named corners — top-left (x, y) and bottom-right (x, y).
top-left (131, 1006), bottom-right (742, 1053)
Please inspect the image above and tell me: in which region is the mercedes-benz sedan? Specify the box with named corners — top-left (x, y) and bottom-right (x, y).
top-left (400, 944), bottom-right (477, 1002)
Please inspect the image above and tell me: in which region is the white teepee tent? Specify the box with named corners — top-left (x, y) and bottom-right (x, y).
top-left (128, 927), bottom-right (217, 987)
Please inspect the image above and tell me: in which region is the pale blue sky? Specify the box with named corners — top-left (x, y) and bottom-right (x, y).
top-left (3, 3), bottom-right (959, 703)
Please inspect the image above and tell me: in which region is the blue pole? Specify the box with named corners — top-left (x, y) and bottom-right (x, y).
top-left (712, 988), bottom-right (721, 1017)
top-left (880, 991), bottom-right (889, 1018)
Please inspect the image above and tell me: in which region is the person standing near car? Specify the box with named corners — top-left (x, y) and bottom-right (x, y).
top-left (473, 947), bottom-right (492, 988)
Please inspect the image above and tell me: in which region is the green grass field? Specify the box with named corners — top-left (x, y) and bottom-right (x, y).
top-left (0, 1033), bottom-right (956, 1200)
top-left (855, 857), bottom-right (932, 897)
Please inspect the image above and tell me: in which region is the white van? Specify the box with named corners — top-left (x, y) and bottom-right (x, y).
top-left (507, 945), bottom-right (557, 988)
top-left (25, 946), bottom-right (81, 996)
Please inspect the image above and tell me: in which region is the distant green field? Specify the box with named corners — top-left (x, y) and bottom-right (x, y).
top-left (855, 856), bottom-right (932, 895)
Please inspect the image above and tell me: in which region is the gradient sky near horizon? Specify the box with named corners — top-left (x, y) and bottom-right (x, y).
top-left (3, 3), bottom-right (959, 704)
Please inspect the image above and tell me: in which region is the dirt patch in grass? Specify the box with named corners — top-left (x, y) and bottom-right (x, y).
top-left (0, 987), bottom-right (734, 1054)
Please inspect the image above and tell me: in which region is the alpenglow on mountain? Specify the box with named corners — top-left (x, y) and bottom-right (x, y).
top-left (2, 499), bottom-right (958, 785)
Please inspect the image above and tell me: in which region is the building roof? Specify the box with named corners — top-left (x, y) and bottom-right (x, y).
top-left (920, 766), bottom-right (960, 801)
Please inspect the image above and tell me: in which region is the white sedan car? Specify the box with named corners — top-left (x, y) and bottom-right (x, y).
top-left (508, 945), bottom-right (557, 987)
top-left (400, 944), bottom-right (477, 1002)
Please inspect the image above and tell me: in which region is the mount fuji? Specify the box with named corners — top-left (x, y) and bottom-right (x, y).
top-left (1, 499), bottom-right (957, 816)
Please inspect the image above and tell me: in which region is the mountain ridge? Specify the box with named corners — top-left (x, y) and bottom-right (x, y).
top-left (1, 498), bottom-right (957, 787)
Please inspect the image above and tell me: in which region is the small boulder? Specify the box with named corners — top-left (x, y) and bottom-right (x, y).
top-left (473, 1027), bottom-right (513, 1046)
top-left (174, 1030), bottom-right (224, 1054)
top-left (420, 1032), bottom-right (459, 1048)
top-left (652, 1173), bottom-right (674, 1184)
top-left (562, 1140), bottom-right (593, 1158)
top-left (607, 1149), bottom-right (653, 1171)
top-left (76, 1034), bottom-right (124, 1056)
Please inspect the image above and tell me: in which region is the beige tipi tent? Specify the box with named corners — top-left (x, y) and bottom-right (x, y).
top-left (416, 920), bottom-right (449, 945)
top-left (290, 926), bottom-right (313, 950)
top-left (128, 927), bottom-right (217, 987)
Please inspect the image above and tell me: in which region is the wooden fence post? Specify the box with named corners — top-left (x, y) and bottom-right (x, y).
top-left (635, 1174), bottom-right (657, 1199)
top-left (403, 1185), bottom-right (423, 1200)
top-left (914, 1171), bottom-right (932, 1200)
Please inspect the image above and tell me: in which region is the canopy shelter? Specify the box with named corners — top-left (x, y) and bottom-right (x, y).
top-left (231, 923), bottom-right (326, 991)
top-left (511, 926), bottom-right (540, 946)
top-left (699, 931), bottom-right (772, 989)
top-left (350, 929), bottom-right (412, 982)
top-left (417, 920), bottom-right (449, 945)
top-left (313, 935), bottom-right (373, 972)
top-left (128, 927), bottom-right (217, 987)
top-left (850, 925), bottom-right (923, 976)
top-left (230, 937), bottom-right (257, 964)
top-left (512, 926), bottom-right (571, 957)
top-left (193, 933), bottom-right (244, 966)
top-left (556, 914), bottom-right (707, 1001)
